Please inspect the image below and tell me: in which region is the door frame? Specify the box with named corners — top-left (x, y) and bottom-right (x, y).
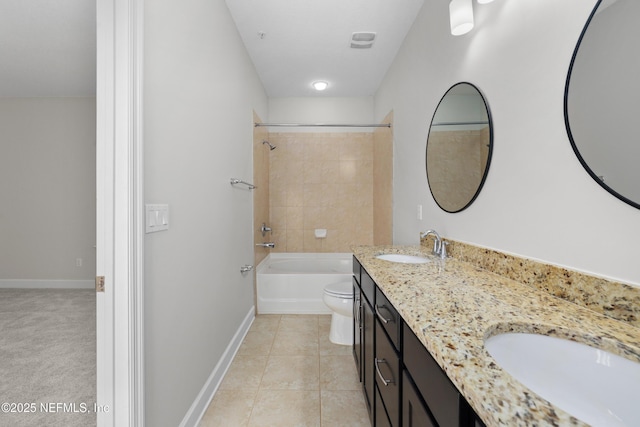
top-left (96, 0), bottom-right (144, 425)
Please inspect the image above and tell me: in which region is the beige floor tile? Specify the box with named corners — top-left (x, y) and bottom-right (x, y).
top-left (319, 355), bottom-right (361, 391)
top-left (261, 355), bottom-right (319, 390)
top-left (279, 314), bottom-right (319, 334)
top-left (318, 314), bottom-right (332, 329)
top-left (198, 389), bottom-right (257, 427)
top-left (271, 330), bottom-right (319, 355)
top-left (320, 390), bottom-right (369, 426)
top-left (249, 389), bottom-right (321, 427)
top-left (219, 355), bottom-right (267, 390)
top-left (237, 330), bottom-right (276, 356)
top-left (250, 315), bottom-right (281, 333)
top-left (319, 320), bottom-right (352, 356)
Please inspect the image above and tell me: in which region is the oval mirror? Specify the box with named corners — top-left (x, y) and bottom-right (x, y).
top-left (426, 82), bottom-right (493, 213)
top-left (565, 0), bottom-right (640, 209)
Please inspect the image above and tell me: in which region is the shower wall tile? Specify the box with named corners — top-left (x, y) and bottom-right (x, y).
top-left (269, 132), bottom-right (376, 253)
top-left (373, 111), bottom-right (393, 245)
top-left (253, 112), bottom-right (270, 267)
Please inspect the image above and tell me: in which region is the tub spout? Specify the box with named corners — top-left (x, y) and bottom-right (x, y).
top-left (256, 242), bottom-right (275, 248)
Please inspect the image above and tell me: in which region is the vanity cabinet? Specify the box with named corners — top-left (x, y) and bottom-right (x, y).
top-left (353, 257), bottom-right (485, 427)
top-left (374, 287), bottom-right (402, 426)
top-left (353, 257), bottom-right (376, 422)
top-left (375, 319), bottom-right (401, 425)
top-left (403, 323), bottom-right (482, 427)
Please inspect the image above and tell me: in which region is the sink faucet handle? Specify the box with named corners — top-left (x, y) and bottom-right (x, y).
top-left (439, 241), bottom-right (448, 259)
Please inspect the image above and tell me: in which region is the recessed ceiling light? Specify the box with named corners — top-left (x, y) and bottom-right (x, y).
top-left (312, 81), bottom-right (329, 91)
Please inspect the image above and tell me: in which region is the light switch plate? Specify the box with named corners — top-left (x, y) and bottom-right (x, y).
top-left (145, 204), bottom-right (169, 233)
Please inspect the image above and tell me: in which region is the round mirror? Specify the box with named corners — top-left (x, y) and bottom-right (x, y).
top-left (426, 82), bottom-right (493, 213)
top-left (565, 0), bottom-right (640, 209)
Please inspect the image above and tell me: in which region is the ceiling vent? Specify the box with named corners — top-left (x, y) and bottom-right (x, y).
top-left (350, 32), bottom-right (376, 49)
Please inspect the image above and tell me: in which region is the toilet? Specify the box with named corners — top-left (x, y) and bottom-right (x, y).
top-left (323, 281), bottom-right (354, 345)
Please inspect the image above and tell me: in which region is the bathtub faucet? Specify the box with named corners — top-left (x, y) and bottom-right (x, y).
top-left (256, 242), bottom-right (275, 248)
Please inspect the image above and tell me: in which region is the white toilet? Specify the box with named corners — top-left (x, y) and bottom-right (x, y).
top-left (323, 281), bottom-right (354, 345)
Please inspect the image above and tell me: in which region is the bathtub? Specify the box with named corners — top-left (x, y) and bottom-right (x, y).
top-left (256, 253), bottom-right (353, 314)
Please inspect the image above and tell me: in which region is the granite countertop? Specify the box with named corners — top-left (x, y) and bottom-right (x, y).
top-left (352, 245), bottom-right (640, 427)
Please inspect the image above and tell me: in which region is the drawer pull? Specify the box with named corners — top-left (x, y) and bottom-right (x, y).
top-left (375, 304), bottom-right (394, 324)
top-left (374, 357), bottom-right (394, 386)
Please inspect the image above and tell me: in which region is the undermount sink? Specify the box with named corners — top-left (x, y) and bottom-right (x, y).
top-left (375, 254), bottom-right (430, 264)
top-left (485, 332), bottom-right (640, 427)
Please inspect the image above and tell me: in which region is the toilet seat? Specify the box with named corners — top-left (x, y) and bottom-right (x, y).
top-left (324, 281), bottom-right (353, 299)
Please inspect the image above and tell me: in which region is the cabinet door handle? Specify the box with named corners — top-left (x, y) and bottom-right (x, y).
top-left (353, 295), bottom-right (360, 323)
top-left (375, 304), bottom-right (394, 324)
top-left (374, 357), bottom-right (394, 386)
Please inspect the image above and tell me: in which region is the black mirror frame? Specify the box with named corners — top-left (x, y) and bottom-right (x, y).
top-left (564, 0), bottom-right (640, 210)
top-left (426, 81), bottom-right (494, 213)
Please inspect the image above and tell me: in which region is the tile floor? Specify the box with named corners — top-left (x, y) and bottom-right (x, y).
top-left (198, 314), bottom-right (370, 427)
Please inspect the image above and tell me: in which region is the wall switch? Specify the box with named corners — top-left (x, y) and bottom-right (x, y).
top-left (417, 204), bottom-right (423, 220)
top-left (146, 204), bottom-right (170, 233)
top-left (76, 258), bottom-right (83, 267)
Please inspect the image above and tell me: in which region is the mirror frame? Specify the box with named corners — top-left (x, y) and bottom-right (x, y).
top-left (564, 0), bottom-right (640, 210)
top-left (426, 82), bottom-right (494, 213)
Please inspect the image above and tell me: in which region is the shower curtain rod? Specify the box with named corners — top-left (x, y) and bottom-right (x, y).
top-left (255, 123), bottom-right (391, 128)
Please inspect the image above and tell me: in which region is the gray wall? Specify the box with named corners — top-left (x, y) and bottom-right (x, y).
top-left (375, 0), bottom-right (640, 286)
top-left (143, 0), bottom-right (267, 425)
top-left (0, 98), bottom-right (96, 284)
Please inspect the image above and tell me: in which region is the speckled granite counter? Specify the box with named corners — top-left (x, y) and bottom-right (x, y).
top-left (352, 245), bottom-right (640, 427)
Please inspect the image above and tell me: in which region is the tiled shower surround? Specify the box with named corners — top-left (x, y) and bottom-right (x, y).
top-left (266, 130), bottom-right (391, 253)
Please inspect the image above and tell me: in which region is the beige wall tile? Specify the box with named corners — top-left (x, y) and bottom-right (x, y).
top-left (266, 130), bottom-right (390, 253)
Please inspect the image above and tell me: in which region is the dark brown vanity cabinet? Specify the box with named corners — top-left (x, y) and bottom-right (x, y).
top-left (353, 257), bottom-right (485, 427)
top-left (374, 288), bottom-right (402, 426)
top-left (353, 257), bottom-right (376, 422)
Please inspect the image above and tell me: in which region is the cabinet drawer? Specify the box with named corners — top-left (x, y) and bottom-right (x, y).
top-left (403, 323), bottom-right (462, 427)
top-left (361, 268), bottom-right (376, 306)
top-left (375, 287), bottom-right (401, 351)
top-left (353, 256), bottom-right (361, 284)
top-left (375, 319), bottom-right (401, 426)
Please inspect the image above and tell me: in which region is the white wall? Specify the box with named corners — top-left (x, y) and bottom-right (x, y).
top-left (143, 0), bottom-right (267, 425)
top-left (375, 0), bottom-right (640, 286)
top-left (0, 98), bottom-right (96, 284)
top-left (268, 97), bottom-right (375, 132)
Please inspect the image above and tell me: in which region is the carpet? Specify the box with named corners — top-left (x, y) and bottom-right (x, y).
top-left (0, 289), bottom-right (96, 427)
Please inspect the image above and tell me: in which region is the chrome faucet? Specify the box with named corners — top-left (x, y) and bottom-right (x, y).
top-left (420, 229), bottom-right (447, 259)
top-left (260, 223), bottom-right (272, 237)
top-left (256, 242), bottom-right (275, 248)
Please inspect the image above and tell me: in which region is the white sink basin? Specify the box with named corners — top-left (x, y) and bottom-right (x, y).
top-left (375, 254), bottom-right (430, 264)
top-left (485, 332), bottom-right (640, 427)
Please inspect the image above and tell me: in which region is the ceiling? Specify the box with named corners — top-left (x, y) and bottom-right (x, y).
top-left (0, 0), bottom-right (423, 99)
top-left (0, 0), bottom-right (96, 97)
top-left (225, 0), bottom-right (424, 98)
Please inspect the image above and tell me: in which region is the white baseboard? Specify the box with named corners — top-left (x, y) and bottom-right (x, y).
top-left (179, 306), bottom-right (255, 427)
top-left (0, 279), bottom-right (94, 289)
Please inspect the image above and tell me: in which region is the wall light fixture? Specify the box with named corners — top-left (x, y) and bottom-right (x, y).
top-left (449, 0), bottom-right (475, 36)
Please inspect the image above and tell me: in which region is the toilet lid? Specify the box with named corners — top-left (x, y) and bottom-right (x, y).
top-left (325, 281), bottom-right (353, 298)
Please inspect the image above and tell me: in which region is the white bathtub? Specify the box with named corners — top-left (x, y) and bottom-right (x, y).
top-left (256, 253), bottom-right (353, 314)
